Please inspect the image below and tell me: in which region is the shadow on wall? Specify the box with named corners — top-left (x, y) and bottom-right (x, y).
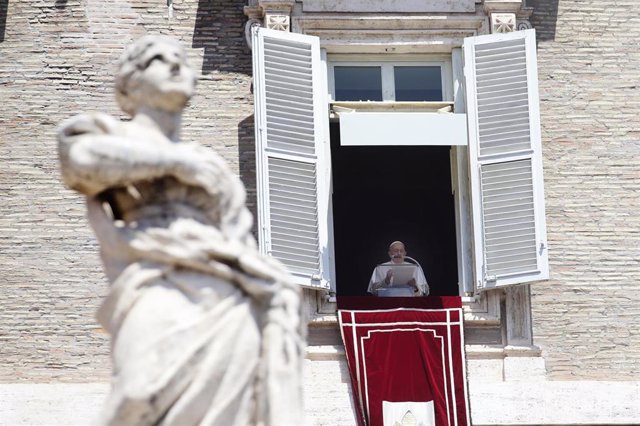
top-left (0, 0), bottom-right (7, 42)
top-left (192, 0), bottom-right (253, 75)
top-left (238, 114), bottom-right (258, 235)
top-left (528, 0), bottom-right (560, 41)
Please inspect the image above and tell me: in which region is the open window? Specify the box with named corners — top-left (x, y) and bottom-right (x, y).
top-left (251, 27), bottom-right (548, 295)
top-left (326, 56), bottom-right (462, 296)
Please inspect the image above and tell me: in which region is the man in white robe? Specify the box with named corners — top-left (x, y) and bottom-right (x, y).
top-left (368, 241), bottom-right (429, 296)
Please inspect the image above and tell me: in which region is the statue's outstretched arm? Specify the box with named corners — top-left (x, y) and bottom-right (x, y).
top-left (57, 113), bottom-right (225, 197)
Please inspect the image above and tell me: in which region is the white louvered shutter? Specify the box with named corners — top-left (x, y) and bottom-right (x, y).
top-left (464, 29), bottom-right (549, 291)
top-left (252, 27), bottom-right (331, 289)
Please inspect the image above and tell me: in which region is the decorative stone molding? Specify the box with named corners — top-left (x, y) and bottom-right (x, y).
top-left (244, 19), bottom-right (262, 50)
top-left (243, 5), bottom-right (263, 49)
top-left (484, 0), bottom-right (533, 33)
top-left (266, 13), bottom-right (290, 31)
top-left (516, 19), bottom-right (533, 31)
top-left (244, 5), bottom-right (263, 22)
top-left (517, 6), bottom-right (534, 30)
top-left (301, 0), bottom-right (475, 13)
top-left (260, 0), bottom-right (295, 31)
top-left (483, 0), bottom-right (523, 14)
top-left (243, 0), bottom-right (294, 42)
top-left (491, 12), bottom-right (516, 33)
top-left (294, 15), bottom-right (485, 54)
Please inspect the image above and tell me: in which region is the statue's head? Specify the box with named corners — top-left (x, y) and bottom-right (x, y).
top-left (115, 35), bottom-right (197, 116)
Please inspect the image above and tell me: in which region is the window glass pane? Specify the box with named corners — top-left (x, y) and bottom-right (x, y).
top-left (394, 66), bottom-right (442, 101)
top-left (334, 66), bottom-right (383, 101)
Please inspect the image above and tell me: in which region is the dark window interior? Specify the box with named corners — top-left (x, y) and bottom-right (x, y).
top-left (330, 123), bottom-right (459, 296)
top-left (334, 66), bottom-right (383, 101)
top-left (394, 66), bottom-right (443, 101)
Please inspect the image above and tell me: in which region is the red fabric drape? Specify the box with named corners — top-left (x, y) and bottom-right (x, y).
top-left (338, 297), bottom-right (469, 426)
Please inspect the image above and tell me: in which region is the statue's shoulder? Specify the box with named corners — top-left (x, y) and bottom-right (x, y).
top-left (57, 112), bottom-right (122, 142)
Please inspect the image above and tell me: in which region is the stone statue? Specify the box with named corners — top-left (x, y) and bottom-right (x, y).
top-left (57, 35), bottom-right (305, 426)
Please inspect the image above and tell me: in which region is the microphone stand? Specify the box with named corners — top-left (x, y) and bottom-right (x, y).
top-left (404, 256), bottom-right (429, 296)
top-left (404, 256), bottom-right (421, 268)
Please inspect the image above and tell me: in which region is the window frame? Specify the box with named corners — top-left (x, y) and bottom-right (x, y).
top-left (327, 52), bottom-right (470, 296)
top-left (327, 54), bottom-right (454, 102)
top-left (252, 29), bottom-right (548, 298)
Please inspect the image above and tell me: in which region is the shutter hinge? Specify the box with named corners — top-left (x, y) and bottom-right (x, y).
top-left (482, 263), bottom-right (497, 284)
top-left (539, 242), bottom-right (546, 254)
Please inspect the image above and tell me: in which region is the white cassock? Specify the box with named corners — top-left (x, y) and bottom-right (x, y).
top-left (368, 261), bottom-right (429, 296)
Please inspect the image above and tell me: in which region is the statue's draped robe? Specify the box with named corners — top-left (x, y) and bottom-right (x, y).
top-left (58, 113), bottom-right (305, 426)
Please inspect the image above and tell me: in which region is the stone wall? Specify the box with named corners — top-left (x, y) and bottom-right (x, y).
top-left (530, 0), bottom-right (640, 379)
top-left (1, 0), bottom-right (639, 387)
top-left (0, 0), bottom-right (256, 382)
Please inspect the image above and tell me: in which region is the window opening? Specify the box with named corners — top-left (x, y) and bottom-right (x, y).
top-left (329, 122), bottom-right (459, 297)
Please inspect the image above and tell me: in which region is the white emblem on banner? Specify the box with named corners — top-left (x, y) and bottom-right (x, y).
top-left (382, 401), bottom-right (435, 426)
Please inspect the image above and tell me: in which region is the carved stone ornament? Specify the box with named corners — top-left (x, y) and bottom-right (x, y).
top-left (57, 35), bottom-right (305, 426)
top-left (266, 13), bottom-right (290, 31)
top-left (517, 6), bottom-right (534, 31)
top-left (244, 18), bottom-right (262, 50)
top-left (517, 19), bottom-right (533, 31)
top-left (491, 13), bottom-right (516, 33)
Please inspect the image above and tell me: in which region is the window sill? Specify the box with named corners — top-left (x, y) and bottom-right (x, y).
top-left (330, 101), bottom-right (454, 119)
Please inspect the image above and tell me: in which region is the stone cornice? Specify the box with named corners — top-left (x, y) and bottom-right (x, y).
top-left (294, 14), bottom-right (486, 32)
top-left (257, 0), bottom-right (295, 13)
top-left (293, 14), bottom-right (486, 53)
top-left (483, 0), bottom-right (524, 14)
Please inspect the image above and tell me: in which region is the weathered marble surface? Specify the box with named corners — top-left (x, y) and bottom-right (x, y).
top-left (57, 35), bottom-right (305, 426)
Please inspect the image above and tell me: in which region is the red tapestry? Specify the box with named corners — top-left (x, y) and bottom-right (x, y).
top-left (338, 297), bottom-right (469, 426)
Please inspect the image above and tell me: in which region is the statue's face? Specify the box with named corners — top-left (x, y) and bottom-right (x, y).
top-left (132, 41), bottom-right (196, 112)
top-left (140, 42), bottom-right (194, 92)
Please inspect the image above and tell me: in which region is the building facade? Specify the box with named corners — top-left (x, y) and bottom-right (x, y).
top-left (0, 0), bottom-right (639, 424)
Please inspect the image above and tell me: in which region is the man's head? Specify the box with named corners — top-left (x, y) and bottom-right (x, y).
top-left (388, 241), bottom-right (407, 264)
top-left (115, 35), bottom-right (197, 116)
